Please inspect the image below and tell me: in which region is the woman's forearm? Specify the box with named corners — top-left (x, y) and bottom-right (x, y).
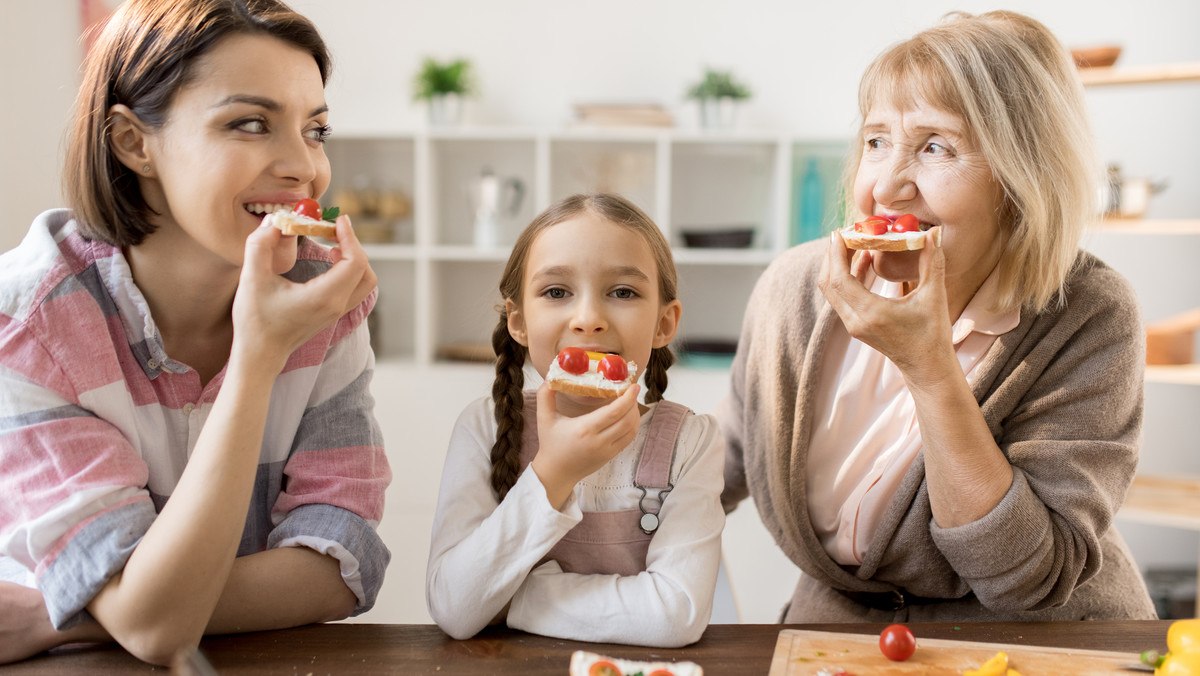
top-left (87, 361), bottom-right (280, 664)
top-left (207, 547), bottom-right (356, 634)
top-left (906, 347), bottom-right (1014, 529)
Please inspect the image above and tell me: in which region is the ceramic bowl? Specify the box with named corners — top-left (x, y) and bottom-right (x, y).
top-left (1070, 45), bottom-right (1122, 69)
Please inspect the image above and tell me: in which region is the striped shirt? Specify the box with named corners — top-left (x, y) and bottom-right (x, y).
top-left (0, 210), bottom-right (391, 628)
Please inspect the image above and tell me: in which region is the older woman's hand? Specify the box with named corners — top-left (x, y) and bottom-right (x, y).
top-left (818, 228), bottom-right (955, 387)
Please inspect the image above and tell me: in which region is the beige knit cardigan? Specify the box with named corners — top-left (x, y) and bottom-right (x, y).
top-left (718, 241), bottom-right (1157, 622)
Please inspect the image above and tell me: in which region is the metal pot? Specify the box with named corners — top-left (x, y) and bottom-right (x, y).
top-left (1104, 165), bottom-right (1168, 219)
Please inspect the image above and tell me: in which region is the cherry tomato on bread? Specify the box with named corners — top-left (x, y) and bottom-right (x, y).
top-left (597, 354), bottom-right (628, 382)
top-left (647, 671), bottom-right (676, 676)
top-left (879, 623), bottom-right (917, 662)
top-left (588, 661), bottom-right (622, 676)
top-left (557, 347), bottom-right (589, 375)
top-left (294, 198), bottom-right (322, 220)
top-left (891, 213), bottom-right (921, 233)
top-left (853, 216), bottom-right (889, 236)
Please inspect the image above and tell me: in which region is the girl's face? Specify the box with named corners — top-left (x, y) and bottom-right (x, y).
top-left (853, 99), bottom-right (1007, 296)
top-left (507, 214), bottom-right (680, 407)
top-left (137, 33), bottom-right (331, 271)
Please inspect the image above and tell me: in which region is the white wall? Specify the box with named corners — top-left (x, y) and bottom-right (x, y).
top-left (1, 0), bottom-right (79, 253)
top-left (4, 0), bottom-right (1198, 622)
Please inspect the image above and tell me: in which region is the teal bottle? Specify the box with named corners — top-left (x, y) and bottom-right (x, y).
top-left (799, 157), bottom-right (824, 242)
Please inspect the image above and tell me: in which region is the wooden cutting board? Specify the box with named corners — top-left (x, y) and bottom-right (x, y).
top-left (769, 629), bottom-right (1142, 675)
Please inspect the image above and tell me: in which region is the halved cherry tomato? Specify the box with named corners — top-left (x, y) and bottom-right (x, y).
top-left (647, 670), bottom-right (675, 676)
top-left (557, 347), bottom-right (589, 375)
top-left (597, 354), bottom-right (628, 381)
top-left (853, 215), bottom-right (889, 236)
top-left (891, 213), bottom-right (921, 233)
top-left (294, 198), bottom-right (322, 220)
top-left (879, 623), bottom-right (917, 662)
top-left (588, 660), bottom-right (622, 676)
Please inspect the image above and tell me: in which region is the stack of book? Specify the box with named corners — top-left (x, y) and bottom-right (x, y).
top-left (572, 103), bottom-right (674, 128)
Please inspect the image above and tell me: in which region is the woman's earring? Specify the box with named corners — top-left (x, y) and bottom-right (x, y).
top-left (142, 164), bottom-right (151, 174)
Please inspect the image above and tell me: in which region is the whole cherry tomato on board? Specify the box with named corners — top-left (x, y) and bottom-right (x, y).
top-left (891, 213), bottom-right (921, 233)
top-left (597, 354), bottom-right (628, 381)
top-left (557, 347), bottom-right (589, 375)
top-left (879, 623), bottom-right (917, 662)
top-left (294, 198), bottom-right (322, 220)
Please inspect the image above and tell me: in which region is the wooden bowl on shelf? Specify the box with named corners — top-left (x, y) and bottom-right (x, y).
top-left (1070, 45), bottom-right (1122, 69)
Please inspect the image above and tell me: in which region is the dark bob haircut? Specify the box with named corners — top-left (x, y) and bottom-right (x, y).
top-left (64, 0), bottom-right (330, 246)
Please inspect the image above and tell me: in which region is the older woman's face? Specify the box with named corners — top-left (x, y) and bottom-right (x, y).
top-left (853, 100), bottom-right (1006, 293)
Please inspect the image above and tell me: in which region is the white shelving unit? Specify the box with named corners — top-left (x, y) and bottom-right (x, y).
top-left (326, 128), bottom-right (848, 365)
top-left (1088, 63), bottom-right (1200, 615)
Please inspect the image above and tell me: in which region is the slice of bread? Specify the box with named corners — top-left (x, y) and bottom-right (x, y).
top-left (841, 225), bottom-right (940, 251)
top-left (269, 210), bottom-right (338, 239)
top-left (569, 650), bottom-right (703, 676)
top-left (546, 352), bottom-right (637, 399)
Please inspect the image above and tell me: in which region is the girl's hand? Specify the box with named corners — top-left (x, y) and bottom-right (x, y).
top-left (530, 382), bottom-right (642, 510)
top-left (818, 228), bottom-right (953, 385)
top-left (231, 215), bottom-right (377, 378)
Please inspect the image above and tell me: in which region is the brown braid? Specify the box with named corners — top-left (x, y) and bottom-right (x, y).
top-left (489, 313), bottom-right (526, 502)
top-left (643, 345), bottom-right (674, 404)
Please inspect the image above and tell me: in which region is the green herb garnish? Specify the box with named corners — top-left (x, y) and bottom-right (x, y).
top-left (321, 206), bottom-right (340, 221)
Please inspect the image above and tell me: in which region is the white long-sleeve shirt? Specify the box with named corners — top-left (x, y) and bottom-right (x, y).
top-left (426, 395), bottom-right (725, 647)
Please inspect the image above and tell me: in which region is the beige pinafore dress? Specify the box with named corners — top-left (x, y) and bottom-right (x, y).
top-left (518, 390), bottom-right (690, 576)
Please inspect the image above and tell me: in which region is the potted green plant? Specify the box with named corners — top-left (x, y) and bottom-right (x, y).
top-left (413, 57), bottom-right (475, 126)
top-left (685, 68), bottom-right (752, 130)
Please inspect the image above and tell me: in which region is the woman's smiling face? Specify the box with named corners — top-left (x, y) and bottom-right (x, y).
top-left (137, 32), bottom-right (331, 271)
top-left (853, 99), bottom-right (1007, 297)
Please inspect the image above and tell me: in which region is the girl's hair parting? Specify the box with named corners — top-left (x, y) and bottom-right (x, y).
top-left (488, 193), bottom-right (678, 501)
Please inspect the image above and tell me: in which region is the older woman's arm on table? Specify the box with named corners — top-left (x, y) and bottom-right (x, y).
top-left (925, 265), bottom-right (1144, 612)
top-left (822, 236), bottom-right (1142, 611)
top-left (506, 415), bottom-right (725, 648)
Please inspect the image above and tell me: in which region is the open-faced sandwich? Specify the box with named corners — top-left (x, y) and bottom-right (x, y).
top-left (569, 650), bottom-right (703, 676)
top-left (841, 213), bottom-right (940, 251)
top-left (266, 198), bottom-right (340, 239)
top-left (546, 347), bottom-right (637, 399)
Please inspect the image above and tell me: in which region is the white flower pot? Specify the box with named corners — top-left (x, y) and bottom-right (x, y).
top-left (699, 97), bottom-right (739, 130)
top-left (428, 93), bottom-right (463, 126)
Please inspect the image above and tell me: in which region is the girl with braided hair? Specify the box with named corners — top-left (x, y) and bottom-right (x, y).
top-left (426, 193), bottom-right (725, 647)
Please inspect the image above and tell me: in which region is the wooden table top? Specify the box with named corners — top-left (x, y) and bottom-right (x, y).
top-left (8, 621), bottom-right (1173, 675)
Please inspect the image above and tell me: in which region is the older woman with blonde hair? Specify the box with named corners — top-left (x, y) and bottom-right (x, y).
top-left (719, 10), bottom-right (1157, 622)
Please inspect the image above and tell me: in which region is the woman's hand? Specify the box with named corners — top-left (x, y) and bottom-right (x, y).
top-left (818, 228), bottom-right (955, 386)
top-left (820, 229), bottom-right (1014, 526)
top-left (232, 215), bottom-right (377, 377)
top-left (0, 582), bottom-right (108, 664)
top-left (530, 383), bottom-right (642, 510)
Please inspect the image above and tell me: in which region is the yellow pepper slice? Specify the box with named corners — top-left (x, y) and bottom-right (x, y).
top-left (1157, 651), bottom-right (1200, 676)
top-left (964, 651), bottom-right (1008, 676)
top-left (1168, 619), bottom-right (1200, 655)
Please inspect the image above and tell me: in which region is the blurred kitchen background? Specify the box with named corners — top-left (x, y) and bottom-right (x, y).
top-left (3, 0), bottom-right (1199, 623)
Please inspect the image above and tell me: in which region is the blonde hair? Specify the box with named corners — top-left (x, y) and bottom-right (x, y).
top-left (488, 194), bottom-right (678, 501)
top-left (843, 10), bottom-right (1098, 313)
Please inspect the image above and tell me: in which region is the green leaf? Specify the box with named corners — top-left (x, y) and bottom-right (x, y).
top-left (413, 57), bottom-right (475, 100)
top-left (685, 68), bottom-right (752, 100)
top-left (322, 206), bottom-right (340, 221)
